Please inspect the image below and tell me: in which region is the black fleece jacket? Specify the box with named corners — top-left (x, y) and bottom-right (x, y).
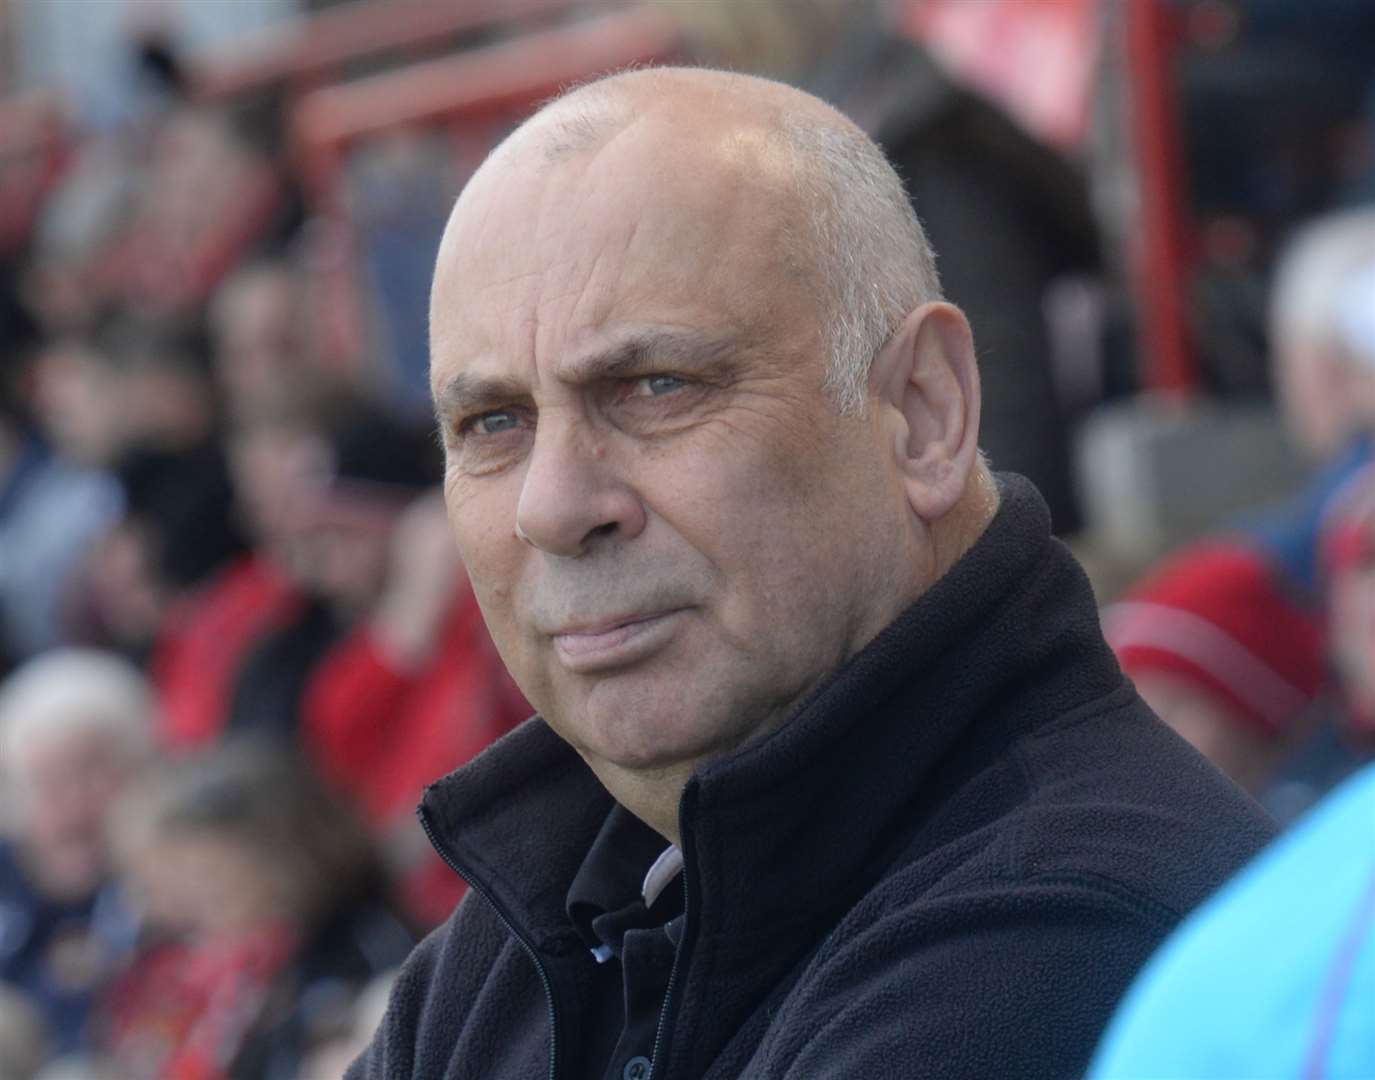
top-left (349, 475), bottom-right (1274, 1079)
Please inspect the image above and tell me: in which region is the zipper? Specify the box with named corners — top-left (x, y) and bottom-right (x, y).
top-left (418, 806), bottom-right (560, 1080)
top-left (646, 869), bottom-right (690, 1080)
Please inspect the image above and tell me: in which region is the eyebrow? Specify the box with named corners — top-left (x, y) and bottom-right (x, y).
top-left (433, 372), bottom-right (528, 426)
top-left (433, 328), bottom-right (739, 424)
top-left (561, 328), bottom-right (739, 383)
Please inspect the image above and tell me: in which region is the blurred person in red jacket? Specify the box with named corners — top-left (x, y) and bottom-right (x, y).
top-left (219, 408), bottom-right (441, 739)
top-left (301, 490), bottom-right (529, 924)
top-left (150, 402), bottom-right (327, 748)
top-left (103, 739), bottom-right (413, 1080)
top-left (151, 401), bottom-right (525, 922)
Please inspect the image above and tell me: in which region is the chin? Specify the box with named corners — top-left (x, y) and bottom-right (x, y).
top-left (584, 719), bottom-right (711, 773)
top-left (563, 691), bottom-right (742, 775)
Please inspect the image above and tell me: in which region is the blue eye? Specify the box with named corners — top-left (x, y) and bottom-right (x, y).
top-left (469, 410), bottom-right (519, 436)
top-left (639, 374), bottom-right (686, 396)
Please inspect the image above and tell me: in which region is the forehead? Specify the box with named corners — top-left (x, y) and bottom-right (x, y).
top-left (429, 111), bottom-right (817, 388)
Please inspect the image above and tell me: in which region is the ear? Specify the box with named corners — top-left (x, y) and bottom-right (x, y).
top-left (870, 302), bottom-right (982, 520)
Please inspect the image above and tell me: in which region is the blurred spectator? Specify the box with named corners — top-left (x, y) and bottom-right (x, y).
top-left (208, 259), bottom-right (321, 425)
top-left (304, 490), bottom-right (527, 822)
top-left (27, 336), bottom-right (128, 469)
top-left (22, 100), bottom-right (292, 337)
top-left (1110, 206), bottom-right (1374, 800)
top-left (0, 649), bottom-right (152, 1059)
top-left (97, 317), bottom-right (221, 460)
top-left (1271, 208), bottom-right (1375, 479)
top-left (1087, 763), bottom-right (1375, 1080)
top-left (223, 406), bottom-right (440, 738)
top-left (1105, 544), bottom-right (1325, 794)
top-left (0, 286), bottom-right (122, 669)
top-left (153, 392), bottom-right (524, 923)
top-left (104, 739), bottom-right (414, 1080)
top-left (1227, 206), bottom-right (1375, 610)
top-left (40, 317), bottom-right (247, 658)
top-left (112, 104), bottom-right (292, 318)
top-left (301, 491), bottom-right (529, 924)
top-left (150, 405), bottom-right (325, 747)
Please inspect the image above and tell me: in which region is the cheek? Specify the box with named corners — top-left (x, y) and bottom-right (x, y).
top-left (447, 477), bottom-right (532, 664)
top-left (669, 421), bottom-right (878, 561)
top-left (447, 479), bottom-right (519, 597)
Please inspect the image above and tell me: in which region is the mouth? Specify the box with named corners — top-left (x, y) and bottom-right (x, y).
top-left (550, 609), bottom-right (687, 673)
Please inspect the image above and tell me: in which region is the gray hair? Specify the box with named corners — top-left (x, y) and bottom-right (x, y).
top-left (1271, 206), bottom-right (1375, 368)
top-left (0, 648), bottom-right (155, 776)
top-left (777, 115), bottom-right (941, 414)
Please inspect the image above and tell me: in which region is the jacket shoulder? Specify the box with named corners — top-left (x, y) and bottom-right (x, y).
top-left (733, 696), bottom-right (1274, 1079)
top-left (744, 868), bottom-right (1169, 1079)
top-left (1008, 694), bottom-right (1275, 919)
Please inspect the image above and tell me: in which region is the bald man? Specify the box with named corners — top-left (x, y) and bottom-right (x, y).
top-left (350, 69), bottom-right (1271, 1080)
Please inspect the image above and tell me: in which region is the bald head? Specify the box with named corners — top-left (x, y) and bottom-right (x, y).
top-left (440, 67), bottom-right (940, 414)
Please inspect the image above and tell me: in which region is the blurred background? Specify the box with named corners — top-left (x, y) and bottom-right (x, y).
top-left (0, 0), bottom-right (1371, 1075)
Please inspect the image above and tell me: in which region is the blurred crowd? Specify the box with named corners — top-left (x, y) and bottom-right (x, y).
top-left (1107, 207), bottom-right (1375, 815)
top-left (0, 0), bottom-right (1372, 1076)
top-left (0, 11), bottom-right (540, 1074)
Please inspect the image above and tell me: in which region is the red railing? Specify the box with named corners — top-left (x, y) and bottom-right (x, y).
top-left (191, 0), bottom-right (603, 105)
top-left (1125, 0), bottom-right (1198, 397)
top-left (291, 6), bottom-right (680, 207)
top-left (286, 6), bottom-right (679, 381)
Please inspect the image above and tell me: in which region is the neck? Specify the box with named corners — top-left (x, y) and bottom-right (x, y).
top-left (586, 757), bottom-right (692, 847)
top-left (930, 465), bottom-right (1000, 576)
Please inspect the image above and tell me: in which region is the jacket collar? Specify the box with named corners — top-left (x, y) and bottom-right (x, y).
top-left (419, 474), bottom-right (1125, 1061)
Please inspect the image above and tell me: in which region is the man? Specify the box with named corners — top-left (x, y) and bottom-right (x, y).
top-left (352, 68), bottom-right (1272, 1079)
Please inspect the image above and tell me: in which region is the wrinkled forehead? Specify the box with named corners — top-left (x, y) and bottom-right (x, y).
top-left (429, 107), bottom-right (815, 380)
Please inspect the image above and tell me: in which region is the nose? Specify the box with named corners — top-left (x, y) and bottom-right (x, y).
top-left (515, 421), bottom-right (646, 556)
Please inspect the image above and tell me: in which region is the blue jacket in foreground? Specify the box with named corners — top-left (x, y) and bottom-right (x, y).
top-left (1089, 763), bottom-right (1375, 1079)
top-left (350, 475), bottom-right (1275, 1079)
